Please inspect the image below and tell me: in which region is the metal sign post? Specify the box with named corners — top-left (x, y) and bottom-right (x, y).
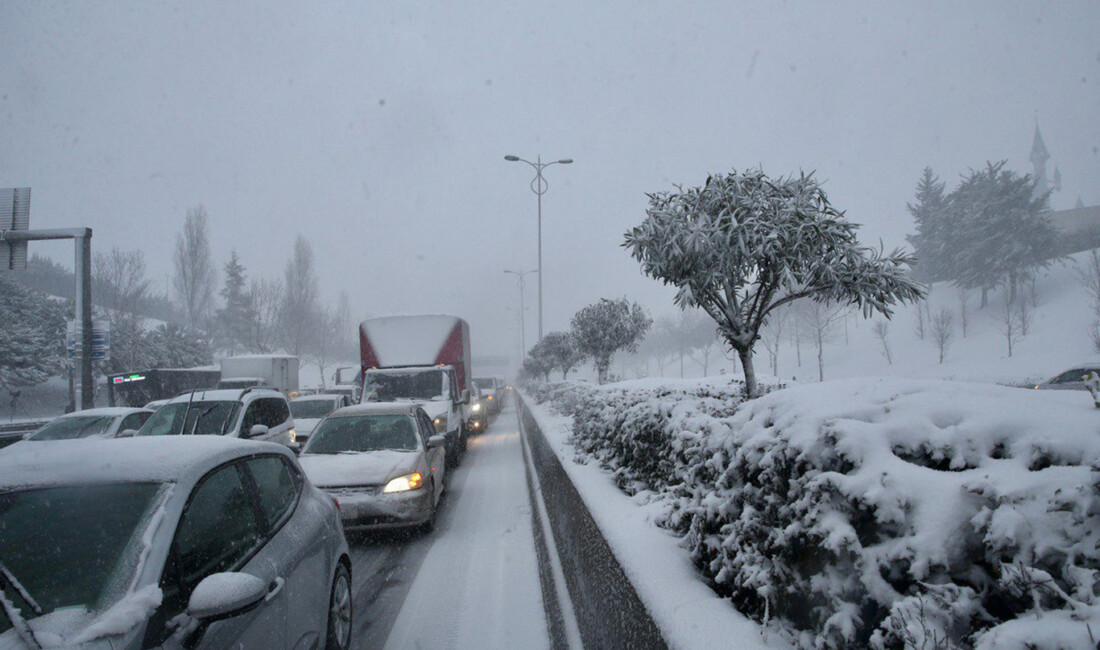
top-left (1, 219), bottom-right (95, 410)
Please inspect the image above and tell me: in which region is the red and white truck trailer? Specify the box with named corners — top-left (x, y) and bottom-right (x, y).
top-left (359, 315), bottom-right (472, 464)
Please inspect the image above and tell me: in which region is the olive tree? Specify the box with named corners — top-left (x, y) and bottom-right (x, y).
top-left (625, 169), bottom-right (923, 397)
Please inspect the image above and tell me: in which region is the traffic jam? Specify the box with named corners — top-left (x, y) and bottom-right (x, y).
top-left (0, 315), bottom-right (508, 649)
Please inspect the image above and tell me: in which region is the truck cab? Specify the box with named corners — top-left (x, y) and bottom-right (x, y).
top-left (361, 364), bottom-right (467, 464)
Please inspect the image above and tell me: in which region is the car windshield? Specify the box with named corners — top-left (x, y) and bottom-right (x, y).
top-left (0, 483), bottom-right (164, 638)
top-left (291, 400), bottom-right (338, 419)
top-left (138, 401), bottom-right (242, 436)
top-left (303, 414), bottom-right (419, 454)
top-left (363, 370), bottom-right (446, 402)
top-left (27, 416), bottom-right (114, 441)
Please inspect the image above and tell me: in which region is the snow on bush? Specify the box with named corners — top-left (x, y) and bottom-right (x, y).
top-left (529, 377), bottom-right (1100, 648)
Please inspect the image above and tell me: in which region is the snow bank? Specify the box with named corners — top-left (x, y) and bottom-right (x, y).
top-left (528, 377), bottom-right (1100, 649)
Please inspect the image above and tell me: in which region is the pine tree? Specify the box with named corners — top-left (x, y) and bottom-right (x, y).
top-left (905, 167), bottom-right (948, 282)
top-left (216, 251), bottom-right (253, 354)
top-left (0, 275), bottom-right (67, 393)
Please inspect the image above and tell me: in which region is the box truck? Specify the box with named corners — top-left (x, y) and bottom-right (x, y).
top-left (217, 355), bottom-right (300, 394)
top-left (359, 315), bottom-right (471, 464)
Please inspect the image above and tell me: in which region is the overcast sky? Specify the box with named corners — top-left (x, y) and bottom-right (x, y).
top-left (3, 0), bottom-right (1098, 362)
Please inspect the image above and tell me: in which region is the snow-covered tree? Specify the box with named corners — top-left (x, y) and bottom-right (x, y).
top-left (872, 319), bottom-right (892, 365)
top-left (172, 205), bottom-right (216, 329)
top-left (638, 315), bottom-right (679, 376)
top-left (1073, 249), bottom-right (1100, 353)
top-left (279, 235), bottom-right (320, 357)
top-left (216, 251), bottom-right (252, 355)
top-left (531, 331), bottom-right (583, 380)
top-left (147, 323), bottom-right (213, 368)
top-left (247, 277), bottom-right (283, 353)
top-left (625, 169), bottom-right (923, 397)
top-left (948, 162), bottom-right (1057, 307)
top-left (571, 298), bottom-right (652, 384)
top-left (905, 167), bottom-right (949, 282)
top-left (0, 276), bottom-right (67, 393)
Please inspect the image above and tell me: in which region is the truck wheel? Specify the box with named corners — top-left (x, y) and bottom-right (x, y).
top-left (459, 425), bottom-right (468, 453)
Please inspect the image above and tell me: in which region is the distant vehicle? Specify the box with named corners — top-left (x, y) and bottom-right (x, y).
top-left (0, 436), bottom-right (352, 649)
top-left (217, 355), bottom-right (299, 394)
top-left (17, 407), bottom-right (154, 443)
top-left (324, 384), bottom-right (361, 403)
top-left (465, 383), bottom-right (488, 434)
top-left (474, 377), bottom-right (503, 414)
top-left (106, 367), bottom-right (221, 407)
top-left (298, 403), bottom-right (446, 532)
top-left (136, 388), bottom-right (297, 448)
top-left (1034, 364), bottom-right (1100, 391)
top-left (290, 393), bottom-right (351, 443)
top-left (359, 315), bottom-right (472, 466)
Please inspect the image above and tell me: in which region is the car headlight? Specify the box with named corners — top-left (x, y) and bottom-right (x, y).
top-left (433, 416), bottom-right (448, 433)
top-left (471, 403), bottom-right (482, 413)
top-left (383, 472), bottom-right (425, 493)
top-left (289, 428), bottom-right (297, 443)
top-left (487, 394), bottom-right (494, 401)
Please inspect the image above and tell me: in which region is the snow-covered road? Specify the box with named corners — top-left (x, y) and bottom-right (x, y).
top-left (347, 401), bottom-right (550, 649)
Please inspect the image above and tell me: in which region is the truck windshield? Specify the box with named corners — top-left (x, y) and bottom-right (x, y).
top-left (138, 401), bottom-right (242, 436)
top-left (364, 370), bottom-right (446, 402)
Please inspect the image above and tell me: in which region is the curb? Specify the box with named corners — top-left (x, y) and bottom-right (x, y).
top-left (517, 394), bottom-right (669, 650)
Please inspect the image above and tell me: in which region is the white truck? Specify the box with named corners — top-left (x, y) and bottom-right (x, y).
top-left (359, 315), bottom-right (472, 465)
top-left (217, 355), bottom-right (300, 395)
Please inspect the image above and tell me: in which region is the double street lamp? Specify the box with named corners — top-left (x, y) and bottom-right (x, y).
top-left (504, 268), bottom-right (537, 355)
top-left (504, 154), bottom-right (573, 343)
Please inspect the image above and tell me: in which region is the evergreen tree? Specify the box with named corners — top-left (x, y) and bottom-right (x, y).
top-left (0, 275), bottom-right (67, 393)
top-left (948, 161), bottom-right (1057, 306)
top-left (216, 251), bottom-right (253, 354)
top-left (905, 167), bottom-right (949, 282)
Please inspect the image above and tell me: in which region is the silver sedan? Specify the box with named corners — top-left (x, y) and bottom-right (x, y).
top-left (0, 436), bottom-right (352, 649)
top-left (298, 403), bottom-right (447, 532)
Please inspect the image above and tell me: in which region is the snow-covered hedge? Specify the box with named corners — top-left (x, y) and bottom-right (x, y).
top-left (528, 377), bottom-right (1100, 649)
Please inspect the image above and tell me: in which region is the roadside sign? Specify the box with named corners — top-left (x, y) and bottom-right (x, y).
top-left (0, 187), bottom-right (31, 271)
top-left (66, 320), bottom-right (111, 361)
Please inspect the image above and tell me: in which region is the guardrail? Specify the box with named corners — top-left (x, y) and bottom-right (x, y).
top-left (516, 393), bottom-right (668, 650)
top-left (0, 420), bottom-right (48, 449)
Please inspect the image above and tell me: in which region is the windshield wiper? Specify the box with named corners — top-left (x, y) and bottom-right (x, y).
top-left (188, 405), bottom-right (220, 436)
top-left (0, 559), bottom-right (44, 650)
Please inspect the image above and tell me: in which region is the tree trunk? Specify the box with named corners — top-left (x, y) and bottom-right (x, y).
top-left (817, 329), bottom-right (825, 382)
top-left (738, 347), bottom-right (758, 398)
top-left (597, 358), bottom-right (609, 384)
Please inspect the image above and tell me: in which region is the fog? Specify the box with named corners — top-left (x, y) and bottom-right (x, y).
top-left (3, 0), bottom-right (1098, 361)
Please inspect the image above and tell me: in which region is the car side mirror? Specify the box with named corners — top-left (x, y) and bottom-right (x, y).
top-left (117, 429), bottom-right (138, 438)
top-left (249, 424), bottom-right (270, 438)
top-left (427, 435), bottom-right (446, 449)
top-left (187, 572), bottom-right (268, 622)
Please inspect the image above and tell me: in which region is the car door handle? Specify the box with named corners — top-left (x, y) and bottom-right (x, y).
top-left (265, 577), bottom-right (285, 602)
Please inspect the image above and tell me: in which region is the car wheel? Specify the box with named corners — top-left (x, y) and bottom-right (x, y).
top-left (419, 480), bottom-right (438, 534)
top-left (325, 563), bottom-right (352, 650)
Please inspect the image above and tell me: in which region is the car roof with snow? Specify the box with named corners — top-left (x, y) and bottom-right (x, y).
top-left (0, 436), bottom-right (293, 489)
top-left (292, 393), bottom-right (346, 402)
top-left (163, 387), bottom-right (285, 403)
top-left (327, 402), bottom-right (422, 418)
top-left (55, 406), bottom-right (152, 418)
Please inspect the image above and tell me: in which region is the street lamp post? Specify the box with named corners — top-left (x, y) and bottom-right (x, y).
top-left (504, 154), bottom-right (572, 343)
top-left (504, 268), bottom-right (537, 355)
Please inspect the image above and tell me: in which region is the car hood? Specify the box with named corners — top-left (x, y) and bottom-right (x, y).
top-left (299, 450), bottom-right (421, 488)
top-left (295, 418), bottom-right (322, 435)
top-left (418, 400), bottom-right (451, 419)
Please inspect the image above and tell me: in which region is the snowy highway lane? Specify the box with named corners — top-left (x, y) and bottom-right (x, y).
top-left (345, 400), bottom-right (550, 650)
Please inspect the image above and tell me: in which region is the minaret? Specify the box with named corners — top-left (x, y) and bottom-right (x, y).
top-left (1030, 121), bottom-right (1050, 193)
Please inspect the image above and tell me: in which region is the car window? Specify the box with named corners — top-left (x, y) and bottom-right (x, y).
top-left (245, 456), bottom-right (300, 533)
top-left (118, 413), bottom-right (145, 433)
top-left (417, 412), bottom-right (434, 443)
top-left (1054, 369), bottom-right (1086, 384)
top-left (174, 463), bottom-right (264, 589)
top-left (260, 398), bottom-right (290, 428)
top-left (240, 400), bottom-right (263, 433)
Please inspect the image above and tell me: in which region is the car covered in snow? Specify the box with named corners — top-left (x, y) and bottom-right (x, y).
top-left (135, 388), bottom-right (297, 447)
top-left (0, 436), bottom-right (352, 649)
top-left (1033, 363), bottom-right (1100, 391)
top-left (290, 393), bottom-right (351, 443)
top-left (297, 403), bottom-right (447, 532)
top-left (473, 377), bottom-right (503, 414)
top-left (465, 383), bottom-right (488, 434)
top-left (20, 407), bottom-right (154, 442)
